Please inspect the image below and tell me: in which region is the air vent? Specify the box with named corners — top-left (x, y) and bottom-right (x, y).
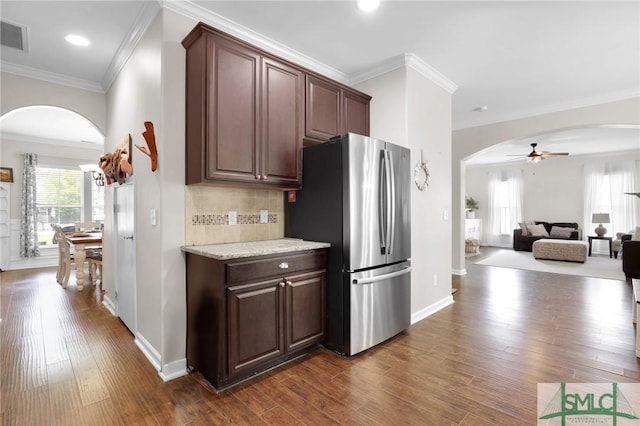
top-left (1, 20), bottom-right (26, 51)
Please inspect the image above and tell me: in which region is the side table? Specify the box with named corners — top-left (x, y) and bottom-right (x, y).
top-left (588, 235), bottom-right (612, 258)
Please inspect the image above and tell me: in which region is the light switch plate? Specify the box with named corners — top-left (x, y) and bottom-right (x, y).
top-left (260, 209), bottom-right (268, 224)
top-left (228, 211), bottom-right (237, 225)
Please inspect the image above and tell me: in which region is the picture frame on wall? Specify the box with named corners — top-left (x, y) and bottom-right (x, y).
top-left (0, 167), bottom-right (13, 183)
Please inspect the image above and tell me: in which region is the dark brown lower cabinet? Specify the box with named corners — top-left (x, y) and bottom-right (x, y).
top-left (186, 249), bottom-right (326, 390)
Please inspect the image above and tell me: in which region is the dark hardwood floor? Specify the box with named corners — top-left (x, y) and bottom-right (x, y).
top-left (2, 250), bottom-right (638, 425)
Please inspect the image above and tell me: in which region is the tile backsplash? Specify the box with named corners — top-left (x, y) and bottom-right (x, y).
top-left (185, 186), bottom-right (284, 245)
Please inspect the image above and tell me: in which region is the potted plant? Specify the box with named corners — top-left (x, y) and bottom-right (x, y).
top-left (465, 196), bottom-right (479, 219)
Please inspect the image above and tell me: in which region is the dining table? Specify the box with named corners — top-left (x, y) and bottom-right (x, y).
top-left (66, 231), bottom-right (102, 291)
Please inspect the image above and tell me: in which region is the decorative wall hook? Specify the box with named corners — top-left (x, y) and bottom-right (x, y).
top-left (136, 121), bottom-right (158, 172)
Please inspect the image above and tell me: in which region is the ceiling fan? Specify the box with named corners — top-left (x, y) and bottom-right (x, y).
top-left (509, 142), bottom-right (569, 162)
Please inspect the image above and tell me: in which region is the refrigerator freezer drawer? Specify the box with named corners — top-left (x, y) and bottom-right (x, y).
top-left (348, 263), bottom-right (411, 355)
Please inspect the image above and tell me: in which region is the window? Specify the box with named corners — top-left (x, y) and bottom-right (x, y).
top-left (35, 166), bottom-right (103, 246)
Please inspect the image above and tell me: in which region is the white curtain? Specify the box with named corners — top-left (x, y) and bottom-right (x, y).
top-left (486, 170), bottom-right (502, 246)
top-left (486, 169), bottom-right (524, 247)
top-left (20, 153), bottom-right (39, 258)
top-left (584, 161), bottom-right (637, 237)
top-left (506, 169), bottom-right (524, 232)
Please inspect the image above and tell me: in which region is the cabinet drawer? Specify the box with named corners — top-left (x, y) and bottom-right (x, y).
top-left (227, 251), bottom-right (326, 285)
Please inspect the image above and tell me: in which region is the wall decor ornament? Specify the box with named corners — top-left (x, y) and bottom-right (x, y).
top-left (0, 167), bottom-right (13, 183)
top-left (413, 149), bottom-right (430, 191)
top-left (135, 121), bottom-right (158, 172)
top-left (99, 134), bottom-right (133, 185)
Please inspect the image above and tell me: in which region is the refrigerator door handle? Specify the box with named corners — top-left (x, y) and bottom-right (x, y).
top-left (378, 150), bottom-right (387, 254)
top-left (386, 149), bottom-right (395, 255)
top-left (352, 266), bottom-right (412, 285)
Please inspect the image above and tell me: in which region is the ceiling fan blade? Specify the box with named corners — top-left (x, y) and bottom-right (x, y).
top-left (540, 152), bottom-right (569, 157)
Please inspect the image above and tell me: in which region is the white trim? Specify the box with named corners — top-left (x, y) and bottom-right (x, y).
top-left (135, 332), bottom-right (162, 372)
top-left (159, 358), bottom-right (188, 382)
top-left (411, 295), bottom-right (454, 325)
top-left (452, 268), bottom-right (467, 276)
top-left (102, 2), bottom-right (161, 91)
top-left (102, 295), bottom-right (117, 316)
top-left (349, 53), bottom-right (458, 95)
top-left (0, 61), bottom-right (104, 93)
top-left (162, 0), bottom-right (347, 83)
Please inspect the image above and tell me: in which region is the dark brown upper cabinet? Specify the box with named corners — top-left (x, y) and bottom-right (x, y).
top-left (183, 23), bottom-right (370, 187)
top-left (183, 25), bottom-right (303, 189)
top-left (305, 75), bottom-right (371, 143)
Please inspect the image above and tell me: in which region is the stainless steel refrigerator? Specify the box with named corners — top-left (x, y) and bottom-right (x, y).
top-left (286, 133), bottom-right (411, 356)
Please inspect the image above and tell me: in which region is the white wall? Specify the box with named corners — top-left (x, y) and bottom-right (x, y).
top-left (356, 66), bottom-right (454, 323)
top-left (466, 153), bottom-right (640, 246)
top-left (452, 98), bottom-right (640, 273)
top-left (0, 72), bottom-right (106, 133)
top-left (105, 8), bottom-right (192, 380)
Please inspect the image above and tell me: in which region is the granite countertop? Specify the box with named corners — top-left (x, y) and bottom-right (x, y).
top-left (181, 238), bottom-right (330, 260)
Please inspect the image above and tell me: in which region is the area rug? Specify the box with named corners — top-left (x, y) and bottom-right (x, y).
top-left (475, 250), bottom-right (625, 281)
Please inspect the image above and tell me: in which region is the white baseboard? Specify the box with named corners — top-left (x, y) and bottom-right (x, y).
top-left (160, 358), bottom-right (188, 382)
top-left (135, 332), bottom-right (161, 372)
top-left (411, 295), bottom-right (454, 325)
top-left (102, 295), bottom-right (116, 316)
top-left (452, 268), bottom-right (467, 275)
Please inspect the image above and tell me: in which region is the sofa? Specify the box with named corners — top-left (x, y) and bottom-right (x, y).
top-left (623, 240), bottom-right (640, 279)
top-left (513, 221), bottom-right (582, 252)
top-left (621, 228), bottom-right (640, 279)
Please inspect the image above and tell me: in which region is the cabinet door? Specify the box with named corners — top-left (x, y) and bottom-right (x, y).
top-left (227, 280), bottom-right (285, 374)
top-left (285, 270), bottom-right (326, 352)
top-left (207, 36), bottom-right (260, 182)
top-left (261, 58), bottom-right (303, 187)
top-left (305, 75), bottom-right (341, 141)
top-left (343, 90), bottom-right (370, 136)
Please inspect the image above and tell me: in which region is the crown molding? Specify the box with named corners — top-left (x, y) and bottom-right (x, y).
top-left (102, 1), bottom-right (161, 91)
top-left (349, 53), bottom-right (458, 94)
top-left (161, 0), bottom-right (348, 83)
top-left (0, 61), bottom-right (104, 93)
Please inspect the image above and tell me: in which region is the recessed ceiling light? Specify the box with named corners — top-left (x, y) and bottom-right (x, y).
top-left (357, 0), bottom-right (380, 12)
top-left (65, 34), bottom-right (89, 47)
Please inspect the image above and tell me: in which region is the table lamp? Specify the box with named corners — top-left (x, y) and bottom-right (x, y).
top-left (591, 213), bottom-right (610, 237)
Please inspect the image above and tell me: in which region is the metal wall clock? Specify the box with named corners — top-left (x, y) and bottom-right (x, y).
top-left (413, 149), bottom-right (430, 191)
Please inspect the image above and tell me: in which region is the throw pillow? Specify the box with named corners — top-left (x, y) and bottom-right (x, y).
top-left (518, 220), bottom-right (535, 236)
top-left (528, 224), bottom-right (549, 237)
top-left (550, 226), bottom-right (573, 238)
top-left (518, 222), bottom-right (529, 236)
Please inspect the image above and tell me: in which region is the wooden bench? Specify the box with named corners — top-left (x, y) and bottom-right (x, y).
top-left (633, 278), bottom-right (639, 358)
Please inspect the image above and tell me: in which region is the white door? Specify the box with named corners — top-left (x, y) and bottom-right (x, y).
top-left (114, 183), bottom-right (136, 334)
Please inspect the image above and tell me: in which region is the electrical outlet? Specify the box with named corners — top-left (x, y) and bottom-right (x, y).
top-left (260, 209), bottom-right (268, 224)
top-left (433, 274), bottom-right (438, 286)
top-left (228, 211), bottom-right (237, 225)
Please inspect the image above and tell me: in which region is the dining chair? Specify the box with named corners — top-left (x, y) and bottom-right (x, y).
top-left (74, 221), bottom-right (102, 250)
top-left (87, 249), bottom-right (102, 287)
top-left (51, 224), bottom-right (74, 288)
top-left (74, 221), bottom-right (102, 232)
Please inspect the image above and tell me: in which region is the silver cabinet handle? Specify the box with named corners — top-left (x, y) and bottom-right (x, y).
top-left (278, 262), bottom-right (289, 269)
top-left (285, 281), bottom-right (292, 286)
top-left (279, 282), bottom-right (285, 288)
top-left (124, 235), bottom-right (134, 240)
